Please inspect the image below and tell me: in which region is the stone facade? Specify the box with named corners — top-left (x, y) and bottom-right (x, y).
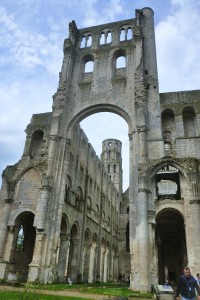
top-left (0, 7), bottom-right (200, 292)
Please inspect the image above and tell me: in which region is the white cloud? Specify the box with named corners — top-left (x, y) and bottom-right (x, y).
top-left (156, 0), bottom-right (200, 92)
top-left (0, 5), bottom-right (63, 74)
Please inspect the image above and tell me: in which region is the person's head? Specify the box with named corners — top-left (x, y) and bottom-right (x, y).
top-left (197, 273), bottom-right (200, 278)
top-left (183, 267), bottom-right (191, 278)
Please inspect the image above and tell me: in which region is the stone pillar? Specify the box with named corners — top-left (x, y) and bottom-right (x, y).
top-left (113, 254), bottom-right (118, 282)
top-left (28, 231), bottom-right (45, 282)
top-left (57, 234), bottom-right (70, 282)
top-left (188, 169), bottom-right (200, 271)
top-left (34, 177), bottom-right (52, 230)
top-left (137, 174), bottom-right (149, 291)
top-left (103, 250), bottom-right (109, 282)
top-left (0, 224), bottom-right (15, 280)
top-left (148, 211), bottom-right (157, 287)
top-left (100, 249), bottom-right (105, 281)
top-left (138, 126), bottom-right (147, 162)
top-left (88, 244), bottom-right (96, 283)
top-left (0, 198), bottom-right (13, 259)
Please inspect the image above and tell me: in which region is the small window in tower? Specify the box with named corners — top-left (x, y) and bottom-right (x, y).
top-left (85, 61), bottom-right (94, 73)
top-left (108, 150), bottom-right (111, 158)
top-left (113, 164), bottom-right (116, 173)
top-left (109, 142), bottom-right (112, 147)
top-left (107, 164), bottom-right (110, 173)
top-left (116, 56), bottom-right (126, 69)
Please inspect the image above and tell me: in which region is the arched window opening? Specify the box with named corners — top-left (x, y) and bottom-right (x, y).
top-left (87, 35), bottom-right (92, 47)
top-left (30, 129), bottom-right (44, 157)
top-left (127, 27), bottom-right (132, 40)
top-left (127, 206), bottom-right (129, 214)
top-left (107, 164), bottom-right (110, 173)
top-left (80, 33), bottom-right (92, 48)
top-left (120, 28), bottom-right (126, 41)
top-left (65, 176), bottom-right (72, 203)
top-left (85, 61), bottom-right (94, 73)
top-left (75, 187), bottom-right (82, 211)
top-left (80, 35), bottom-right (86, 48)
top-left (100, 32), bottom-right (105, 45)
top-left (100, 29), bottom-right (112, 45)
top-left (107, 31), bottom-right (112, 43)
top-left (120, 25), bottom-right (132, 41)
top-left (156, 165), bottom-right (181, 200)
top-left (113, 164), bottom-right (116, 173)
top-left (16, 225), bottom-right (24, 252)
top-left (108, 150), bottom-right (111, 158)
top-left (116, 56), bottom-right (126, 69)
top-left (161, 109), bottom-right (176, 148)
top-left (183, 107), bottom-right (197, 137)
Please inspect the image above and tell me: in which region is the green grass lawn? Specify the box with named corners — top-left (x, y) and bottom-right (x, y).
top-left (23, 282), bottom-right (153, 298)
top-left (0, 291), bottom-right (93, 300)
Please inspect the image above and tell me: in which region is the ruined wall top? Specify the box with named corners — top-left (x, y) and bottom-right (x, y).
top-left (65, 7), bottom-right (154, 50)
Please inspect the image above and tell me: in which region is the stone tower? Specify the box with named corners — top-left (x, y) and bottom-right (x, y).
top-left (1, 7), bottom-right (200, 292)
top-left (101, 139), bottom-right (123, 193)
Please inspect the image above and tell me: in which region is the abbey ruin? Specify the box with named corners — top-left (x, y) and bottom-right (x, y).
top-left (0, 7), bottom-right (200, 292)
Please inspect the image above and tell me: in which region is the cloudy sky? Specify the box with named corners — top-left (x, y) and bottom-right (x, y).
top-left (0, 0), bottom-right (200, 191)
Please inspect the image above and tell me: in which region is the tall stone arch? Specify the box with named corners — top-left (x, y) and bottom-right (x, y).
top-left (39, 7), bottom-right (162, 291)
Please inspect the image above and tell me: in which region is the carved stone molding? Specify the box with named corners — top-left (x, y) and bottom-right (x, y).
top-left (190, 199), bottom-right (200, 204)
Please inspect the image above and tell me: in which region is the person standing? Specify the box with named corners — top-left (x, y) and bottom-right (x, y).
top-left (196, 273), bottom-right (200, 286)
top-left (176, 267), bottom-right (200, 300)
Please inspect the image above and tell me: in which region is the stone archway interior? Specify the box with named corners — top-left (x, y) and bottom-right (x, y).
top-left (13, 212), bottom-right (36, 282)
top-left (156, 209), bottom-right (187, 285)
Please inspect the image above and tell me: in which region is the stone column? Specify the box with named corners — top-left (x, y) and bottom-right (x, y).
top-left (188, 170), bottom-right (200, 271)
top-left (113, 254), bottom-right (118, 282)
top-left (34, 177), bottom-right (52, 230)
top-left (103, 250), bottom-right (109, 282)
top-left (100, 249), bottom-right (105, 282)
top-left (28, 231), bottom-right (45, 282)
top-left (0, 198), bottom-right (13, 259)
top-left (137, 174), bottom-right (149, 291)
top-left (88, 244), bottom-right (96, 283)
top-left (0, 222), bottom-right (15, 280)
top-left (148, 211), bottom-right (157, 287)
top-left (138, 126), bottom-right (147, 162)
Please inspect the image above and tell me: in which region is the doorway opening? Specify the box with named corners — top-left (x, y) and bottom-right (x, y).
top-left (155, 209), bottom-right (187, 285)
